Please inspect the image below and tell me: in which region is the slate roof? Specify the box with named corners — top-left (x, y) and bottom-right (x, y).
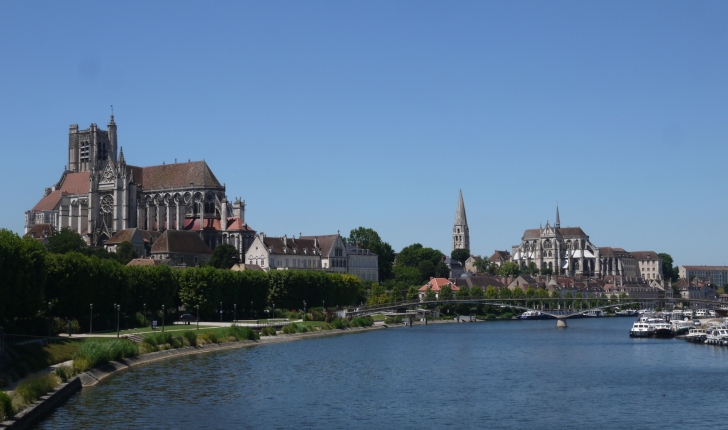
top-left (260, 236), bottom-right (320, 256)
top-left (183, 217), bottom-right (254, 232)
top-left (106, 228), bottom-right (162, 245)
top-left (631, 251), bottom-right (660, 260)
top-left (681, 265), bottom-right (728, 271)
top-left (488, 250), bottom-right (511, 262)
top-left (136, 161), bottom-right (222, 190)
top-left (462, 275), bottom-right (505, 289)
top-left (522, 226), bottom-right (588, 240)
top-left (126, 258), bottom-right (174, 266)
top-left (151, 230), bottom-right (212, 255)
top-left (25, 223), bottom-right (56, 240)
top-left (301, 234), bottom-right (340, 257)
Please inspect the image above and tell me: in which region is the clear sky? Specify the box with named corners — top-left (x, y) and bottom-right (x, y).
top-left (1, 1), bottom-right (727, 266)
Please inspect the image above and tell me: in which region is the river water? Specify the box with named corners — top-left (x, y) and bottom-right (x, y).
top-left (37, 318), bottom-right (728, 429)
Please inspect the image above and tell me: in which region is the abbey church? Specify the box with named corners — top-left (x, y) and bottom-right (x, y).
top-left (24, 116), bottom-right (255, 260)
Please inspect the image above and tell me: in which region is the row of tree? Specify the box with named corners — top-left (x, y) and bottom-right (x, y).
top-left (0, 229), bottom-right (365, 334)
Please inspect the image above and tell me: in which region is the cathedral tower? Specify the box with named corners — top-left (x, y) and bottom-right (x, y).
top-left (452, 190), bottom-right (470, 251)
top-left (68, 114), bottom-right (116, 173)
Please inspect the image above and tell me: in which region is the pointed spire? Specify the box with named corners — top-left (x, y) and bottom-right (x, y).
top-left (119, 146), bottom-right (125, 164)
top-left (555, 205), bottom-right (561, 228)
top-left (455, 189), bottom-right (467, 226)
top-left (109, 105), bottom-right (115, 124)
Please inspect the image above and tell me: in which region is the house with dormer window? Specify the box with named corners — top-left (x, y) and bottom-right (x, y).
top-left (244, 233), bottom-right (322, 272)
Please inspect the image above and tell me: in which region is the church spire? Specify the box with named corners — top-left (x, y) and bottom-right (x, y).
top-left (555, 205), bottom-right (560, 228)
top-left (452, 190), bottom-right (470, 251)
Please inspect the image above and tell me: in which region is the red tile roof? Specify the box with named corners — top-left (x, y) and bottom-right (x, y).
top-left (59, 172), bottom-right (91, 194)
top-left (33, 190), bottom-right (64, 211)
top-left (419, 278), bottom-right (459, 292)
top-left (182, 217), bottom-right (254, 232)
top-left (137, 161), bottom-right (221, 190)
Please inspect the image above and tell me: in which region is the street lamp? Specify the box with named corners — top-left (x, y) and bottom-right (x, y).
top-left (89, 303), bottom-right (93, 334)
top-left (47, 302), bottom-right (52, 340)
top-left (196, 305), bottom-right (199, 330)
top-left (303, 300), bottom-right (306, 314)
top-left (322, 300), bottom-right (325, 312)
top-left (272, 303), bottom-right (275, 320)
top-left (143, 303), bottom-right (147, 327)
top-left (220, 302), bottom-right (223, 323)
top-left (162, 304), bottom-right (165, 332)
top-left (234, 303), bottom-right (237, 323)
top-left (250, 301), bottom-right (253, 320)
top-left (116, 304), bottom-right (121, 338)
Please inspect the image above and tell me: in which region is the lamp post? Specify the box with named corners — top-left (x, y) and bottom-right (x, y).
top-left (303, 300), bottom-right (306, 314)
top-left (196, 305), bottom-right (199, 330)
top-left (162, 304), bottom-right (165, 332)
top-left (116, 304), bottom-right (120, 338)
top-left (250, 301), bottom-right (253, 320)
top-left (272, 303), bottom-right (275, 320)
top-left (220, 302), bottom-right (223, 323)
top-left (322, 300), bottom-right (325, 312)
top-left (143, 303), bottom-right (147, 327)
top-left (234, 304), bottom-right (237, 323)
top-left (89, 303), bottom-right (93, 334)
top-left (47, 302), bottom-right (52, 340)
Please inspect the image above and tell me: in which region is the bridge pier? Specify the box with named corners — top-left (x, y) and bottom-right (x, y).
top-left (556, 319), bottom-right (568, 328)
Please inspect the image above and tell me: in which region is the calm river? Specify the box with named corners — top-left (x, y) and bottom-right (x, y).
top-left (37, 318), bottom-right (728, 429)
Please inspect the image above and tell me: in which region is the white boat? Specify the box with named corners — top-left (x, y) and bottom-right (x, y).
top-left (695, 309), bottom-right (709, 318)
top-left (704, 327), bottom-right (728, 345)
top-left (685, 328), bottom-right (707, 343)
top-left (653, 322), bottom-right (674, 338)
top-left (671, 320), bottom-right (693, 337)
top-left (582, 310), bottom-right (604, 317)
top-left (630, 321), bottom-right (654, 337)
top-left (518, 310), bottom-right (551, 320)
top-left (615, 309), bottom-right (638, 317)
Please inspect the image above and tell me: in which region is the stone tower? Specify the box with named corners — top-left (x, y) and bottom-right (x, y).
top-left (452, 190), bottom-right (470, 251)
top-left (555, 205), bottom-right (561, 228)
top-left (68, 114), bottom-right (117, 173)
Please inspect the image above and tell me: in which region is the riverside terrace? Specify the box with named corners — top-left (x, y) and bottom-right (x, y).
top-left (345, 297), bottom-right (728, 327)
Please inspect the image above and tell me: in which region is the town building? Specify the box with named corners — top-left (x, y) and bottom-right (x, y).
top-left (104, 228), bottom-right (161, 258)
top-left (245, 234), bottom-right (322, 271)
top-left (631, 251), bottom-right (664, 280)
top-left (150, 229), bottom-right (213, 266)
top-left (346, 244), bottom-right (379, 283)
top-left (23, 116), bottom-right (255, 260)
top-left (488, 250), bottom-right (511, 267)
top-left (300, 234), bottom-right (347, 273)
top-left (452, 190), bottom-right (469, 252)
top-left (418, 278), bottom-right (459, 301)
top-left (679, 266), bottom-right (728, 287)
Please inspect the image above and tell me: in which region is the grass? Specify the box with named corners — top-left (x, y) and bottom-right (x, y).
top-left (72, 340), bottom-right (139, 372)
top-left (371, 315), bottom-right (386, 321)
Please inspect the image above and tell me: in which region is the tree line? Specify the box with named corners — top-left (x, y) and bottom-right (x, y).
top-left (0, 229), bottom-right (365, 335)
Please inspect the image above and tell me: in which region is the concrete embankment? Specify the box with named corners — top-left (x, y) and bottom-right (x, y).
top-left (0, 325), bottom-right (385, 429)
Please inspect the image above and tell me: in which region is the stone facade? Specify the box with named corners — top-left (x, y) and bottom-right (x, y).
top-left (452, 190), bottom-right (469, 252)
top-left (245, 234), bottom-right (322, 271)
top-left (24, 116), bottom-right (255, 259)
top-left (346, 244), bottom-right (378, 282)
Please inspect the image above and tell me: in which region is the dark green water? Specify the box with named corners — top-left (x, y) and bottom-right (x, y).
top-left (36, 318), bottom-right (728, 429)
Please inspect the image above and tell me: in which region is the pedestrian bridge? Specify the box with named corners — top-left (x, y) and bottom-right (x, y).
top-left (347, 297), bottom-right (726, 327)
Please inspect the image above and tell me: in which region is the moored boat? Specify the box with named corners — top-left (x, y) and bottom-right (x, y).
top-left (518, 310), bottom-right (552, 320)
top-left (685, 328), bottom-right (707, 343)
top-left (652, 322), bottom-right (674, 338)
top-left (671, 320), bottom-right (692, 337)
top-left (630, 321), bottom-right (654, 337)
top-left (615, 309), bottom-right (638, 317)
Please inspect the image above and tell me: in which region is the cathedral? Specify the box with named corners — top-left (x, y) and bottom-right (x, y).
top-left (24, 116), bottom-right (255, 260)
top-left (511, 207), bottom-right (634, 278)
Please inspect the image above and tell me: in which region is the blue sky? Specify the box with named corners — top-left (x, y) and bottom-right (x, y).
top-left (1, 1), bottom-right (727, 266)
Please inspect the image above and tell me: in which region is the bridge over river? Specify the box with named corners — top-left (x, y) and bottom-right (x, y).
top-left (347, 297), bottom-right (727, 327)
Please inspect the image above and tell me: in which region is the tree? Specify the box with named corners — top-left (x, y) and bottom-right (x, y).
top-left (456, 284), bottom-right (470, 299)
top-left (417, 260), bottom-right (436, 281)
top-left (406, 285), bottom-right (420, 301)
top-left (440, 284), bottom-right (453, 300)
top-left (346, 227), bottom-right (396, 281)
top-left (484, 286), bottom-right (499, 299)
top-left (47, 227), bottom-right (86, 254)
top-left (473, 258), bottom-right (489, 274)
top-left (498, 262), bottom-right (520, 276)
top-left (524, 262), bottom-right (539, 275)
top-left (658, 253), bottom-right (678, 281)
top-left (451, 249), bottom-right (470, 265)
top-left (424, 288), bottom-right (436, 301)
top-left (434, 261), bottom-right (450, 278)
top-left (499, 287), bottom-right (513, 299)
top-left (470, 285), bottom-right (484, 298)
top-left (209, 244), bottom-right (239, 269)
top-left (117, 241), bottom-right (138, 265)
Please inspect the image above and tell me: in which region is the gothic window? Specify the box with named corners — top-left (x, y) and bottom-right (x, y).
top-left (457, 228), bottom-right (460, 233)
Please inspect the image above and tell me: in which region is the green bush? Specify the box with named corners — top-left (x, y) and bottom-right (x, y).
top-left (54, 365), bottom-right (73, 383)
top-left (142, 336), bottom-right (158, 351)
top-left (226, 326), bottom-right (258, 341)
top-left (385, 316), bottom-right (403, 324)
top-left (154, 332), bottom-right (173, 346)
top-left (73, 340), bottom-right (138, 372)
top-left (202, 332), bottom-right (218, 344)
top-left (259, 327), bottom-right (276, 336)
top-left (331, 319), bottom-right (350, 330)
top-left (350, 317), bottom-right (374, 328)
top-left (14, 373), bottom-right (58, 404)
top-left (182, 331), bottom-right (197, 346)
top-left (281, 325), bottom-right (296, 334)
top-left (0, 390), bottom-right (13, 420)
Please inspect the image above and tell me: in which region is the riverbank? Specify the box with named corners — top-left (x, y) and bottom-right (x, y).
top-left (0, 325), bottom-right (385, 429)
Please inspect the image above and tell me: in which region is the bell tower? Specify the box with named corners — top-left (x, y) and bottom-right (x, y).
top-left (452, 190), bottom-right (470, 251)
